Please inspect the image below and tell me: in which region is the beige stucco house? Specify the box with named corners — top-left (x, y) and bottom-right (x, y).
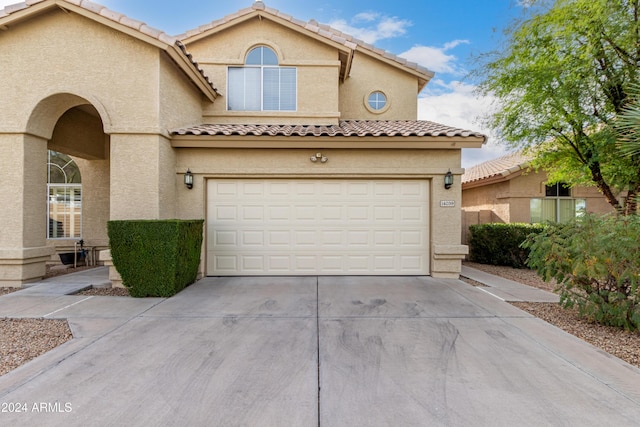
top-left (0, 0), bottom-right (486, 286)
top-left (461, 151), bottom-right (615, 243)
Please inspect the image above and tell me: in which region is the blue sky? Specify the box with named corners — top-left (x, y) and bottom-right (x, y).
top-left (1, 0), bottom-right (530, 167)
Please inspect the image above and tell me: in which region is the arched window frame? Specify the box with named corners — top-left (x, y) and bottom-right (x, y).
top-left (47, 150), bottom-right (82, 239)
top-left (227, 45), bottom-right (297, 111)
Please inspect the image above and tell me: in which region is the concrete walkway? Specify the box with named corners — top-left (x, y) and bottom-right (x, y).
top-left (0, 269), bottom-right (639, 426)
top-left (460, 265), bottom-right (560, 302)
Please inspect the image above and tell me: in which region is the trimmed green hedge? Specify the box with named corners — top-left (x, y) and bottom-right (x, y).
top-left (108, 219), bottom-right (204, 297)
top-left (468, 223), bottom-right (545, 268)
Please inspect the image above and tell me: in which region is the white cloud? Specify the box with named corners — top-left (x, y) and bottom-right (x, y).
top-left (418, 80), bottom-right (510, 168)
top-left (352, 12), bottom-right (378, 23)
top-left (401, 46), bottom-right (455, 75)
top-left (328, 15), bottom-right (411, 44)
top-left (399, 40), bottom-right (469, 75)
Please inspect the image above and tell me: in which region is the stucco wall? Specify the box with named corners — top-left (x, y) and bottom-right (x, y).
top-left (0, 133), bottom-right (51, 284)
top-left (0, 10), bottom-right (165, 136)
top-left (339, 53), bottom-right (419, 120)
top-left (461, 181), bottom-right (511, 222)
top-left (184, 17), bottom-right (341, 125)
top-left (110, 134), bottom-right (177, 220)
top-left (49, 107), bottom-right (107, 160)
top-left (159, 53), bottom-right (205, 130)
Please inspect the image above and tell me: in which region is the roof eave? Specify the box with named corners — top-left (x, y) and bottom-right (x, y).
top-left (171, 135), bottom-right (486, 149)
top-left (462, 166), bottom-right (529, 189)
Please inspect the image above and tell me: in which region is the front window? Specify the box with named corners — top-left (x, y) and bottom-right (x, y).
top-left (530, 182), bottom-right (585, 223)
top-left (47, 151), bottom-right (82, 239)
top-left (228, 46), bottom-right (297, 111)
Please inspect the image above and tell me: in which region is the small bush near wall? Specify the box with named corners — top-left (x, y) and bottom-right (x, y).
top-left (523, 214), bottom-right (640, 330)
top-left (468, 223), bottom-right (545, 268)
top-left (107, 219), bottom-right (204, 297)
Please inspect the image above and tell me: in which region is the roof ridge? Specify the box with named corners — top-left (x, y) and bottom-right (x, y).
top-left (176, 1), bottom-right (434, 79)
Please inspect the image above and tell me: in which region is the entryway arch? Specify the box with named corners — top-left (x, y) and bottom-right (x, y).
top-left (0, 93), bottom-right (113, 284)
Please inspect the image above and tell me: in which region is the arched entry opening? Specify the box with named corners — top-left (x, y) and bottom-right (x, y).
top-left (45, 102), bottom-right (111, 266)
top-left (0, 93), bottom-right (112, 284)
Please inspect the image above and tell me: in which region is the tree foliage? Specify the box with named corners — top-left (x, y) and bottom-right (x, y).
top-left (615, 84), bottom-right (640, 157)
top-left (475, 0), bottom-right (640, 214)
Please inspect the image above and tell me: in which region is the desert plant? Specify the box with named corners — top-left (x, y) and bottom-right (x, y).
top-left (523, 214), bottom-right (640, 330)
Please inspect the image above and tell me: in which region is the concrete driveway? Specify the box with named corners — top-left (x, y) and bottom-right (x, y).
top-left (1, 275), bottom-right (639, 426)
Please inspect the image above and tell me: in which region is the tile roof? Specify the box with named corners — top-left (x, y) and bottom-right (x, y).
top-left (177, 1), bottom-right (434, 82)
top-left (172, 120), bottom-right (487, 139)
top-left (462, 151), bottom-right (532, 184)
top-left (0, 0), bottom-right (217, 94)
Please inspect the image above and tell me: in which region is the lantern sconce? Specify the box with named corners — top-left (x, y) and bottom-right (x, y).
top-left (444, 170), bottom-right (454, 190)
top-left (184, 169), bottom-right (194, 189)
top-left (310, 152), bottom-right (328, 163)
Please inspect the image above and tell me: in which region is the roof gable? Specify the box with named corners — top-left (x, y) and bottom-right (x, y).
top-left (178, 1), bottom-right (434, 89)
top-left (0, 0), bottom-right (218, 101)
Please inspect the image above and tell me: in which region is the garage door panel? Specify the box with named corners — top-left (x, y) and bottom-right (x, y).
top-left (215, 206), bottom-right (238, 221)
top-left (268, 206), bottom-right (290, 220)
top-left (214, 230), bottom-right (237, 247)
top-left (207, 179), bottom-right (429, 275)
top-left (268, 230), bottom-right (291, 246)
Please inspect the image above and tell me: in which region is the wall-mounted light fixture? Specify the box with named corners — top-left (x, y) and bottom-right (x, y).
top-left (310, 152), bottom-right (328, 163)
top-left (184, 169), bottom-right (193, 189)
top-left (444, 170), bottom-right (454, 189)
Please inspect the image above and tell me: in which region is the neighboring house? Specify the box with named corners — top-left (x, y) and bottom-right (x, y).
top-left (461, 151), bottom-right (614, 243)
top-left (0, 1), bottom-right (486, 286)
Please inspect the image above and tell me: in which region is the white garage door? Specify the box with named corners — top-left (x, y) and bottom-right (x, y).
top-left (206, 179), bottom-right (429, 275)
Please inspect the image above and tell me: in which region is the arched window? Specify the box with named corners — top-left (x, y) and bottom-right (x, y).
top-left (47, 150), bottom-right (82, 239)
top-left (228, 46), bottom-right (297, 111)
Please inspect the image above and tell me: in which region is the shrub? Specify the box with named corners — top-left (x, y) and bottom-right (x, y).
top-left (523, 214), bottom-right (640, 330)
top-left (468, 223), bottom-right (545, 268)
top-left (108, 219), bottom-right (204, 298)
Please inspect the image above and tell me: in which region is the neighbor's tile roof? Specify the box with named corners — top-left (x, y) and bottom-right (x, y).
top-left (0, 0), bottom-right (217, 93)
top-left (177, 1), bottom-right (434, 80)
top-left (462, 151), bottom-right (532, 184)
top-left (173, 120), bottom-right (487, 138)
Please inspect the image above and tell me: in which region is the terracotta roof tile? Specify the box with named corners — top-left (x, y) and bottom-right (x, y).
top-left (173, 120), bottom-right (487, 139)
top-left (462, 151), bottom-right (532, 184)
top-left (4, 2), bottom-right (28, 13)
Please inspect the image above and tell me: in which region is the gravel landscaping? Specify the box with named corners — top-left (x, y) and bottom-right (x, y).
top-left (1, 263), bottom-right (638, 377)
top-left (0, 318), bottom-right (72, 376)
top-left (0, 266), bottom-right (129, 377)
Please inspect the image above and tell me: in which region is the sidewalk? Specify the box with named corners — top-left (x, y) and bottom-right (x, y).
top-left (17, 266), bottom-right (111, 296)
top-left (460, 264), bottom-right (559, 303)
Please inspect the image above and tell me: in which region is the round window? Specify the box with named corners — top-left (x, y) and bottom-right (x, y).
top-left (365, 91), bottom-right (389, 113)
